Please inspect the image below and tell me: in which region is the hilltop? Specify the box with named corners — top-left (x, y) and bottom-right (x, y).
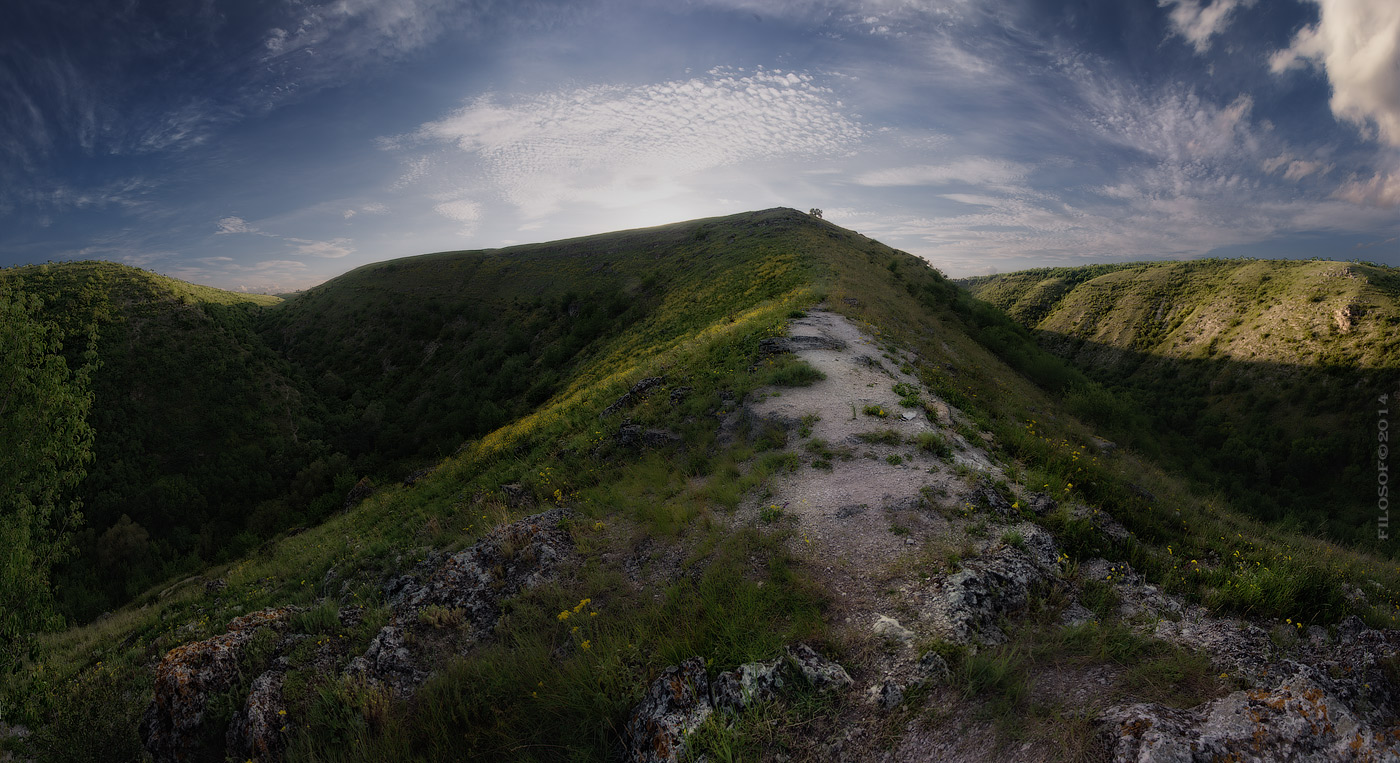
top-left (6, 212), bottom-right (1400, 762)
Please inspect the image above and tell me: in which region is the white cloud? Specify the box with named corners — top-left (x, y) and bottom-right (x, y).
top-left (1271, 0), bottom-right (1400, 147)
top-left (1261, 153), bottom-right (1332, 180)
top-left (215, 216), bottom-right (255, 234)
top-left (408, 67), bottom-right (864, 217)
top-left (853, 158), bottom-right (1028, 188)
top-left (434, 198), bottom-right (481, 223)
top-left (1159, 0), bottom-right (1256, 54)
top-left (1336, 159), bottom-right (1400, 206)
top-left (288, 237), bottom-right (354, 258)
top-left (434, 197), bottom-right (482, 234)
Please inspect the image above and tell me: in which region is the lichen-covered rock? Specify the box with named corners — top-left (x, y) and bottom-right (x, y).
top-left (353, 509), bottom-right (575, 696)
top-left (225, 666), bottom-right (287, 763)
top-left (342, 476), bottom-right (374, 511)
top-left (923, 523), bottom-right (1060, 644)
top-left (914, 651), bottom-right (950, 685)
top-left (786, 643), bottom-right (853, 692)
top-left (626, 657), bottom-right (713, 763)
top-left (1102, 665), bottom-right (1400, 762)
top-left (969, 480), bottom-right (1014, 516)
top-left (712, 658), bottom-right (787, 712)
top-left (1027, 492), bottom-right (1057, 516)
top-left (866, 681), bottom-right (904, 710)
top-left (140, 607), bottom-right (295, 762)
top-left (1152, 605), bottom-right (1273, 680)
top-left (389, 508), bottom-right (574, 628)
top-left (344, 626), bottom-right (424, 695)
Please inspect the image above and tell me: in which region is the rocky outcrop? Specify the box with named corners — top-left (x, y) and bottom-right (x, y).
top-left (353, 508), bottom-right (577, 695)
top-left (140, 607), bottom-right (297, 763)
top-left (142, 510), bottom-right (576, 763)
top-left (1103, 664), bottom-right (1400, 762)
top-left (625, 645), bottom-right (856, 761)
top-left (601, 376), bottom-right (665, 418)
top-left (923, 523), bottom-right (1062, 644)
top-left (342, 477), bottom-right (374, 511)
top-left (712, 658), bottom-right (787, 712)
top-left (786, 643), bottom-right (854, 691)
top-left (225, 667), bottom-right (287, 762)
top-left (626, 658), bottom-right (713, 763)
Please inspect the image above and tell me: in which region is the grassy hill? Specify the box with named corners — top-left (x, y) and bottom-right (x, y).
top-left (962, 259), bottom-right (1400, 548)
top-left (8, 214), bottom-right (1400, 761)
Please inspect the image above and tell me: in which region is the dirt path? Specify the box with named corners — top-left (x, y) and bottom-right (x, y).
top-left (741, 309), bottom-right (1033, 761)
top-left (749, 308), bottom-right (1002, 619)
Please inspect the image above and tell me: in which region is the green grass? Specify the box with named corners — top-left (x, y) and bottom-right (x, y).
top-left (760, 356), bottom-right (827, 387)
top-left (915, 431), bottom-right (953, 459)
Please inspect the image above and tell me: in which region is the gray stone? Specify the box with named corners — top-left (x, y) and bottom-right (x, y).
top-left (712, 658), bottom-right (787, 712)
top-left (866, 681), bottom-right (904, 710)
top-left (923, 524), bottom-right (1061, 645)
top-left (872, 614), bottom-right (915, 644)
top-left (226, 667), bottom-right (287, 763)
top-left (1102, 665), bottom-right (1400, 762)
top-left (914, 652), bottom-right (951, 685)
top-left (1027, 493), bottom-right (1057, 517)
top-left (786, 644), bottom-right (853, 692)
top-left (601, 377), bottom-right (665, 418)
top-left (626, 657), bottom-right (713, 763)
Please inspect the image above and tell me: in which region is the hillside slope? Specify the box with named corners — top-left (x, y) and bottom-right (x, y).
top-left (963, 259), bottom-right (1400, 547)
top-left (0, 262), bottom-right (334, 618)
top-left (8, 213), bottom-right (1400, 762)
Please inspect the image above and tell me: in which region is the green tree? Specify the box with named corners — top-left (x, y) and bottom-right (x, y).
top-left (0, 285), bottom-right (96, 675)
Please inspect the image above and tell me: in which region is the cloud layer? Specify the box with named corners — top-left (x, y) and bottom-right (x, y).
top-left (411, 68), bottom-right (865, 218)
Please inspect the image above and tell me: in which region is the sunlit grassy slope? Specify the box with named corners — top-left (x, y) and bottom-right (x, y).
top-left (963, 259), bottom-right (1400, 549)
top-left (12, 214), bottom-right (1400, 761)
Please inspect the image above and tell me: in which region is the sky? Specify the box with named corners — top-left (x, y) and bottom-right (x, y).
top-left (2, 0), bottom-right (1399, 293)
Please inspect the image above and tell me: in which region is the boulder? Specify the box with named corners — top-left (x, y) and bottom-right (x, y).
top-left (923, 523), bottom-right (1061, 644)
top-left (353, 509), bottom-right (576, 696)
top-left (1027, 492), bottom-right (1057, 517)
top-left (601, 377), bottom-right (665, 418)
top-left (872, 614), bottom-right (916, 644)
top-left (342, 477), bottom-right (374, 511)
top-left (626, 657), bottom-right (713, 763)
top-left (866, 681), bottom-right (904, 710)
top-left (225, 666), bottom-right (288, 763)
top-left (140, 608), bottom-right (296, 763)
top-left (712, 658), bottom-right (787, 712)
top-left (786, 644), bottom-right (853, 692)
top-left (1102, 665), bottom-right (1400, 762)
top-left (969, 480), bottom-right (1015, 517)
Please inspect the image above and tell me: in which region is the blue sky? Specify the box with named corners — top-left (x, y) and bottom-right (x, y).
top-left (2, 0), bottom-right (1398, 292)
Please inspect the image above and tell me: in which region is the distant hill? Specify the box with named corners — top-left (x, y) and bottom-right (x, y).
top-left (963, 259), bottom-right (1400, 546)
